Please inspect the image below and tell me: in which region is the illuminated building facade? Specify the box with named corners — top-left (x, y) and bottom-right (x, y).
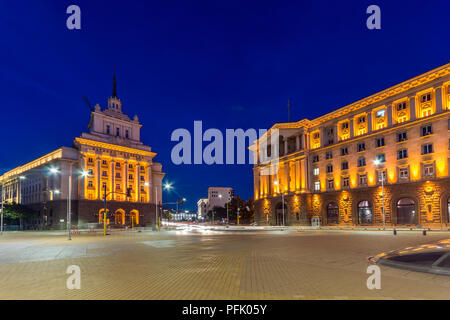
top-left (0, 75), bottom-right (165, 229)
top-left (252, 63), bottom-right (450, 228)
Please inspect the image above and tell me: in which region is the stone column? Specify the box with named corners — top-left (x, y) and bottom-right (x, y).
top-left (284, 137), bottom-right (288, 155)
top-left (97, 157), bottom-right (101, 200)
top-left (284, 162), bottom-right (290, 193)
top-left (435, 86), bottom-right (443, 113)
top-left (349, 118), bottom-right (354, 139)
top-left (253, 167), bottom-right (260, 199)
top-left (409, 96), bottom-right (416, 121)
top-left (124, 161), bottom-right (128, 201)
top-left (80, 155), bottom-right (85, 199)
top-left (387, 104), bottom-right (393, 127)
top-left (147, 165), bottom-right (152, 203)
top-left (295, 135), bottom-right (300, 151)
top-left (367, 112), bottom-right (372, 133)
top-left (110, 160), bottom-right (115, 200)
top-left (136, 163), bottom-right (140, 202)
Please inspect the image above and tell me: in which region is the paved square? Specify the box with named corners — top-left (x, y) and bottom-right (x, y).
top-left (0, 229), bottom-right (449, 299)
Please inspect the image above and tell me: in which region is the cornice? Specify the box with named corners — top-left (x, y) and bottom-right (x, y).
top-left (74, 137), bottom-right (156, 158)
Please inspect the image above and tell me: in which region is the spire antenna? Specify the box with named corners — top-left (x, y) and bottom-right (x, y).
top-left (112, 66), bottom-right (117, 97)
top-left (287, 99), bottom-right (290, 122)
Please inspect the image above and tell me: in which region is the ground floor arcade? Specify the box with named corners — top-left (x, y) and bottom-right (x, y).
top-left (254, 179), bottom-right (450, 228)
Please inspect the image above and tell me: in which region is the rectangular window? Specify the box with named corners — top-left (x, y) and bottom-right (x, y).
top-left (88, 180), bottom-right (93, 188)
top-left (314, 181), bottom-right (321, 191)
top-left (88, 158), bottom-right (93, 163)
top-left (327, 179), bottom-right (334, 190)
top-left (358, 116), bottom-right (366, 123)
top-left (326, 151), bottom-right (333, 159)
top-left (129, 174), bottom-right (133, 180)
top-left (376, 154), bottom-right (386, 163)
top-left (376, 137), bottom-right (385, 148)
top-left (359, 174), bottom-right (367, 186)
top-left (116, 184), bottom-right (120, 190)
top-left (126, 130), bottom-right (129, 139)
top-left (399, 167), bottom-right (409, 179)
top-left (106, 125), bottom-right (111, 135)
top-left (116, 128), bottom-right (120, 136)
top-left (421, 125), bottom-right (433, 136)
top-left (140, 176), bottom-right (145, 181)
top-left (342, 177), bottom-right (350, 188)
top-left (397, 132), bottom-right (407, 142)
top-left (88, 169), bottom-right (94, 175)
top-left (377, 170), bottom-right (387, 182)
top-left (312, 155), bottom-right (319, 163)
top-left (376, 109), bottom-right (386, 118)
top-left (116, 173), bottom-right (121, 178)
top-left (341, 122), bottom-right (349, 130)
top-left (341, 161), bottom-right (349, 170)
top-left (421, 93), bottom-right (431, 103)
top-left (424, 163), bottom-right (434, 176)
top-left (397, 102), bottom-right (407, 111)
top-left (102, 160), bottom-right (107, 165)
top-left (326, 164), bottom-right (333, 173)
top-left (421, 143), bottom-right (433, 155)
top-left (102, 171), bottom-right (107, 177)
top-left (341, 147), bottom-right (349, 156)
top-left (358, 157), bottom-right (366, 167)
top-left (397, 149), bottom-right (408, 159)
top-left (357, 143), bottom-right (366, 152)
top-left (313, 168), bottom-right (319, 176)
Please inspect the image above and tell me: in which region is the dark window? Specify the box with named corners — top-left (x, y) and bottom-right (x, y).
top-left (326, 151), bottom-right (333, 159)
top-left (116, 128), bottom-right (120, 136)
top-left (420, 93), bottom-right (431, 103)
top-left (125, 130), bottom-right (129, 139)
top-left (341, 147), bottom-right (349, 156)
top-left (106, 125), bottom-right (111, 135)
top-left (341, 161), bottom-right (349, 170)
top-left (421, 143), bottom-right (433, 155)
top-left (397, 149), bottom-right (408, 159)
top-left (312, 155), bottom-right (319, 163)
top-left (376, 137), bottom-right (385, 148)
top-left (397, 102), bottom-right (407, 111)
top-left (358, 157), bottom-right (366, 167)
top-left (421, 125), bottom-right (433, 136)
top-left (397, 132), bottom-right (407, 142)
top-left (357, 143), bottom-right (366, 152)
top-left (326, 164), bottom-right (333, 173)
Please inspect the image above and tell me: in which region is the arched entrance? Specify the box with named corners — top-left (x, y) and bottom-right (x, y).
top-left (130, 209), bottom-right (139, 226)
top-left (327, 202), bottom-right (339, 225)
top-left (115, 209), bottom-right (125, 225)
top-left (275, 202), bottom-right (287, 226)
top-left (358, 200), bottom-right (373, 224)
top-left (98, 209), bottom-right (110, 224)
top-left (397, 198), bottom-right (417, 225)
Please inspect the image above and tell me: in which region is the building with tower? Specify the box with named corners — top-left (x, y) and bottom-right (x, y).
top-left (0, 73), bottom-right (165, 229)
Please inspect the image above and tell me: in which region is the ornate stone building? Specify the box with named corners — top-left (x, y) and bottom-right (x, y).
top-left (252, 63), bottom-right (450, 228)
top-left (0, 74), bottom-right (165, 229)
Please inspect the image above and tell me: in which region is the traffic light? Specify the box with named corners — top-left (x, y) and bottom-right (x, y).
top-left (126, 187), bottom-right (132, 198)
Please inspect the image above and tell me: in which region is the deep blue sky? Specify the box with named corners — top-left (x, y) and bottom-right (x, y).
top-left (0, 1), bottom-right (449, 210)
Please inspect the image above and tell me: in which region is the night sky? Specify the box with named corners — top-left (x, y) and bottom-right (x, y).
top-left (1, 1), bottom-right (449, 210)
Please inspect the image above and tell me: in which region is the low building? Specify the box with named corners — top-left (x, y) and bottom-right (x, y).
top-left (197, 198), bottom-right (208, 219)
top-left (251, 62), bottom-right (450, 228)
top-left (207, 187), bottom-right (233, 212)
top-left (0, 74), bottom-right (165, 229)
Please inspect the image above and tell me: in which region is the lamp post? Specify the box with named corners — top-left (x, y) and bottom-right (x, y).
top-left (374, 159), bottom-right (386, 230)
top-left (273, 181), bottom-right (284, 226)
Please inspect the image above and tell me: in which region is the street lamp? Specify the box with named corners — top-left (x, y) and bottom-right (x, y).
top-left (373, 159), bottom-right (386, 230)
top-left (274, 181), bottom-right (285, 226)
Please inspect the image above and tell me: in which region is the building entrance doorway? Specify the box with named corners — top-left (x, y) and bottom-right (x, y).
top-left (397, 198), bottom-right (417, 225)
top-left (327, 202), bottom-right (339, 225)
top-left (275, 202), bottom-right (287, 226)
top-left (358, 200), bottom-right (373, 224)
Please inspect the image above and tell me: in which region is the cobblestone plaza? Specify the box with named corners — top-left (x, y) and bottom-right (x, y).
top-left (0, 229), bottom-right (449, 300)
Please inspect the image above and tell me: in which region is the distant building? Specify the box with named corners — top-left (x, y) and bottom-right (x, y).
top-left (0, 73), bottom-right (165, 229)
top-left (197, 198), bottom-right (208, 219)
top-left (207, 187), bottom-right (233, 212)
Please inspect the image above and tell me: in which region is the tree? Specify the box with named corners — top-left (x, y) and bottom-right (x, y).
top-left (3, 203), bottom-right (37, 221)
top-left (206, 206), bottom-right (227, 222)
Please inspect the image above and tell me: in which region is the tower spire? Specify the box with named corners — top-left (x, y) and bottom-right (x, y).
top-left (112, 66), bottom-right (117, 97)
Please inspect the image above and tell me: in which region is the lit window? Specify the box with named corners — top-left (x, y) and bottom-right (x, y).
top-left (377, 170), bottom-right (387, 182)
top-left (327, 179), bottom-right (334, 190)
top-left (399, 167), bottom-right (409, 179)
top-left (376, 154), bottom-right (386, 163)
top-left (313, 168), bottom-right (320, 176)
top-left (342, 177), bottom-right (350, 188)
top-left (376, 109), bottom-right (385, 118)
top-left (359, 174), bottom-right (367, 186)
top-left (314, 181), bottom-right (321, 191)
top-left (424, 163), bottom-right (434, 176)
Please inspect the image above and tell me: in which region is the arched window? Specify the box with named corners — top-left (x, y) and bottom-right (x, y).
top-left (327, 202), bottom-right (339, 224)
top-left (397, 198), bottom-right (416, 224)
top-left (358, 200), bottom-right (372, 224)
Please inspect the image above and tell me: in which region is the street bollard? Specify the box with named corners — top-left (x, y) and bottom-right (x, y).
top-left (393, 228), bottom-right (397, 235)
top-left (423, 230), bottom-right (427, 236)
